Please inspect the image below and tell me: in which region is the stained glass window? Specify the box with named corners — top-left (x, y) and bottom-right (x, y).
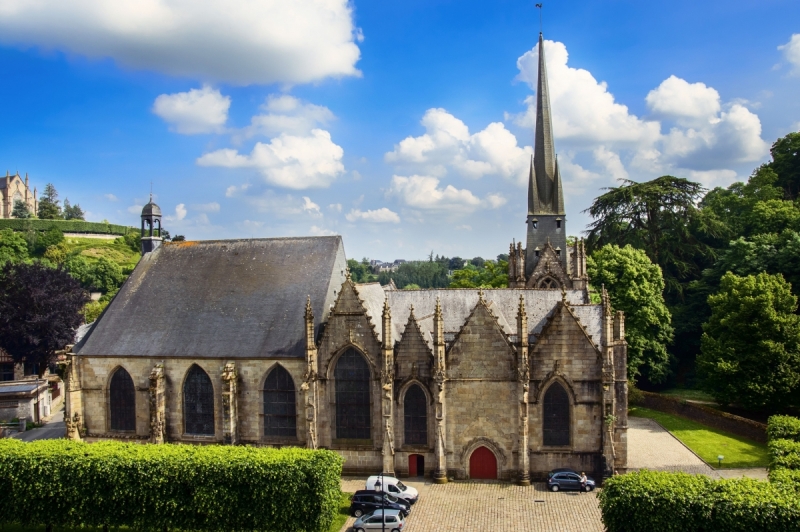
top-left (404, 384), bottom-right (427, 445)
top-left (109, 367), bottom-right (136, 431)
top-left (335, 348), bottom-right (371, 439)
top-left (184, 365), bottom-right (214, 435)
top-left (543, 382), bottom-right (570, 446)
top-left (264, 365), bottom-right (297, 438)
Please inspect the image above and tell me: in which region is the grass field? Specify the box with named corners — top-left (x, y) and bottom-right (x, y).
top-left (64, 236), bottom-right (140, 273)
top-left (629, 406), bottom-right (770, 469)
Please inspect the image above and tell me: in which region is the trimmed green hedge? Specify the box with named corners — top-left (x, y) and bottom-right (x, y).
top-left (598, 470), bottom-right (800, 532)
top-left (0, 219), bottom-right (135, 235)
top-left (770, 469), bottom-right (800, 494)
top-left (769, 415), bottom-right (800, 443)
top-left (770, 439), bottom-right (800, 470)
top-left (0, 439), bottom-right (343, 531)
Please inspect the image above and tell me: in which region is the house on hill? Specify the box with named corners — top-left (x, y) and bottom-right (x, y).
top-left (1, 171), bottom-right (37, 218)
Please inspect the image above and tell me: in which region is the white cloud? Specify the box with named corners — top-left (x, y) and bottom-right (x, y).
top-left (225, 184), bottom-right (250, 197)
top-left (0, 0), bottom-right (361, 85)
top-left (302, 196), bottom-right (321, 215)
top-left (389, 175), bottom-right (504, 212)
top-left (645, 76), bottom-right (720, 125)
top-left (237, 95), bottom-right (334, 140)
top-left (127, 204), bottom-right (143, 214)
top-left (153, 85), bottom-right (230, 134)
top-left (385, 108), bottom-right (532, 184)
top-left (197, 129), bottom-right (345, 189)
top-left (192, 202), bottom-right (221, 212)
top-left (778, 34), bottom-right (800, 74)
top-left (165, 203), bottom-right (187, 221)
top-left (310, 225), bottom-right (337, 236)
top-left (104, 193), bottom-right (118, 202)
top-left (345, 208), bottom-right (400, 224)
top-left (328, 203), bottom-right (342, 213)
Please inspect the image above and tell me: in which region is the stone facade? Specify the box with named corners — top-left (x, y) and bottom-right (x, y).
top-left (0, 171), bottom-right (37, 218)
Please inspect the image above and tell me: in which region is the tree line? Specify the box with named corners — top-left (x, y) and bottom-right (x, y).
top-left (13, 182), bottom-right (85, 220)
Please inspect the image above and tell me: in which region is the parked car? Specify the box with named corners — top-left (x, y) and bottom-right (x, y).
top-left (350, 490), bottom-right (410, 518)
top-left (365, 475), bottom-right (419, 504)
top-left (353, 509), bottom-right (405, 532)
top-left (547, 468), bottom-right (596, 492)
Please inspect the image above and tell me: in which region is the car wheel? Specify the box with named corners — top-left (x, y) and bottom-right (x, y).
top-left (353, 509), bottom-right (363, 517)
top-left (586, 485), bottom-right (594, 492)
top-left (356, 528), bottom-right (366, 532)
top-left (392, 529), bottom-right (400, 532)
top-left (550, 484), bottom-right (559, 492)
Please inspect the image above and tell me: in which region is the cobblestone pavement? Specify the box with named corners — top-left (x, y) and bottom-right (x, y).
top-left (340, 478), bottom-right (603, 532)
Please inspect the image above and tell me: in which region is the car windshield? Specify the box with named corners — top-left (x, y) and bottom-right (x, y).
top-left (396, 481), bottom-right (407, 491)
top-left (384, 494), bottom-right (399, 503)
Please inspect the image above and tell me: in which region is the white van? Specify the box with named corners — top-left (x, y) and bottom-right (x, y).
top-left (365, 476), bottom-right (419, 504)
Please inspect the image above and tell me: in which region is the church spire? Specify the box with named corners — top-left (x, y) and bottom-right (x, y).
top-left (529, 32), bottom-right (564, 216)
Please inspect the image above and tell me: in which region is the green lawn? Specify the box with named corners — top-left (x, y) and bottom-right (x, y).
top-left (629, 406), bottom-right (770, 469)
top-left (658, 388), bottom-right (717, 403)
top-left (328, 491), bottom-right (353, 532)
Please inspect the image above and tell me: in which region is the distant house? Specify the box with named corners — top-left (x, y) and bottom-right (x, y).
top-left (0, 171), bottom-right (38, 218)
top-left (0, 380), bottom-right (51, 423)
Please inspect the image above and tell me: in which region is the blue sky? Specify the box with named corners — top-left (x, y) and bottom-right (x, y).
top-left (1, 0), bottom-right (799, 262)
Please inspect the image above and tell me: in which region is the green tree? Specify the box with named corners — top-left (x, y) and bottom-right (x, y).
top-left (347, 258), bottom-right (376, 283)
top-left (63, 198), bottom-right (85, 220)
top-left (587, 244), bottom-right (674, 383)
top-left (11, 200), bottom-right (31, 219)
top-left (0, 229), bottom-right (29, 264)
top-left (585, 176), bottom-right (719, 297)
top-left (37, 183), bottom-right (63, 220)
top-left (34, 227), bottom-right (65, 255)
top-left (770, 132), bottom-right (800, 199)
top-left (0, 262), bottom-right (89, 376)
top-left (122, 230), bottom-right (141, 253)
top-left (85, 257), bottom-right (125, 293)
top-left (698, 272), bottom-right (800, 411)
top-left (378, 260), bottom-right (450, 288)
top-left (172, 235), bottom-right (186, 242)
top-left (449, 260), bottom-right (509, 288)
top-left (64, 254), bottom-right (91, 286)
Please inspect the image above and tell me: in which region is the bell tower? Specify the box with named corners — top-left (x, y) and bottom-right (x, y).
top-left (141, 195), bottom-right (163, 255)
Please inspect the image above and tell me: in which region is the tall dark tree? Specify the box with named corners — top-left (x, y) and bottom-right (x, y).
top-left (585, 176), bottom-right (719, 297)
top-left (11, 200), bottom-right (31, 219)
top-left (37, 183), bottom-right (63, 220)
top-left (0, 262), bottom-right (89, 376)
top-left (770, 132), bottom-right (800, 200)
top-left (63, 198), bottom-right (85, 220)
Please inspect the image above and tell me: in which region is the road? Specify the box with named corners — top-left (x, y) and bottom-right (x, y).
top-left (12, 405), bottom-right (65, 442)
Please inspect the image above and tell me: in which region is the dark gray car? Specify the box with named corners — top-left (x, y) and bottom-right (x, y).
top-left (547, 469), bottom-right (595, 492)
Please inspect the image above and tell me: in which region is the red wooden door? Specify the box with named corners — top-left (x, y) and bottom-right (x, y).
top-left (469, 447), bottom-right (497, 479)
top-left (408, 454), bottom-right (418, 476)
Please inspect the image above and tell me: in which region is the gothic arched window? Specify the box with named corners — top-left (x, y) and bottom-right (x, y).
top-left (538, 277), bottom-right (559, 289)
top-left (109, 367), bottom-right (136, 431)
top-left (404, 384), bottom-right (427, 445)
top-left (334, 348), bottom-right (371, 439)
top-left (184, 365), bottom-right (214, 436)
top-left (263, 365), bottom-right (297, 438)
top-left (543, 382), bottom-right (570, 446)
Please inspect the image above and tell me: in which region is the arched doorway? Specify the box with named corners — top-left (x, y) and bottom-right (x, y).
top-left (469, 446), bottom-right (497, 479)
top-left (408, 454), bottom-right (425, 477)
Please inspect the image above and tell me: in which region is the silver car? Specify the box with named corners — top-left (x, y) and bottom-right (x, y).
top-left (352, 509), bottom-right (405, 532)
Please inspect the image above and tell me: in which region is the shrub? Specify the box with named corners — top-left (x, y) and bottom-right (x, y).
top-left (770, 439), bottom-right (800, 470)
top-left (770, 468), bottom-right (800, 494)
top-left (769, 415), bottom-right (800, 443)
top-left (0, 219), bottom-right (134, 236)
top-left (0, 439), bottom-right (343, 532)
top-left (628, 380), bottom-right (645, 405)
top-left (599, 470), bottom-right (800, 532)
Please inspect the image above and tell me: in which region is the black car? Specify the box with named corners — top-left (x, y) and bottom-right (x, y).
top-left (547, 468), bottom-right (596, 492)
top-left (350, 490), bottom-right (411, 518)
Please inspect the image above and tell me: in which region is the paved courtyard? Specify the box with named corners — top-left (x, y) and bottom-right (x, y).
top-left (339, 417), bottom-right (767, 531)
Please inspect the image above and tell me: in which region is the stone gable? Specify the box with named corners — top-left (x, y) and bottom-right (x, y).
top-left (447, 299), bottom-right (515, 381)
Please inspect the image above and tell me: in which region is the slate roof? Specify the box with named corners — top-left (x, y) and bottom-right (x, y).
top-left (75, 236), bottom-right (347, 359)
top-left (354, 285), bottom-right (602, 348)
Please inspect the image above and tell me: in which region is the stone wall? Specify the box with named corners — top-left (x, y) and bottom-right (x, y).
top-left (639, 391), bottom-right (767, 444)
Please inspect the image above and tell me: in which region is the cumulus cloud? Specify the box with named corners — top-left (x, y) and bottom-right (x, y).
top-left (328, 203), bottom-right (342, 213)
top-left (345, 208), bottom-right (401, 224)
top-left (779, 34), bottom-right (800, 74)
top-left (385, 108), bottom-right (532, 185)
top-left (104, 193), bottom-right (118, 202)
top-left (389, 175), bottom-right (505, 212)
top-left (310, 225), bottom-right (337, 236)
top-left (237, 95), bottom-right (334, 140)
top-left (165, 203), bottom-right (187, 221)
top-left (0, 0), bottom-right (361, 85)
top-left (645, 76), bottom-right (720, 125)
top-left (197, 129), bottom-right (345, 189)
top-left (302, 196), bottom-right (321, 215)
top-left (153, 85), bottom-right (230, 134)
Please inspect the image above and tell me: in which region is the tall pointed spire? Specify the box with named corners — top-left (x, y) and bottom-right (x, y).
top-left (530, 32), bottom-right (564, 216)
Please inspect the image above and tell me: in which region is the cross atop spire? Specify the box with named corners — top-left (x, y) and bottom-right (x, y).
top-left (528, 32), bottom-right (565, 216)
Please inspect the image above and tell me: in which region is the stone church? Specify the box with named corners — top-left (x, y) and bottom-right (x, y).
top-left (1, 171), bottom-right (38, 218)
top-left (62, 32), bottom-right (628, 483)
